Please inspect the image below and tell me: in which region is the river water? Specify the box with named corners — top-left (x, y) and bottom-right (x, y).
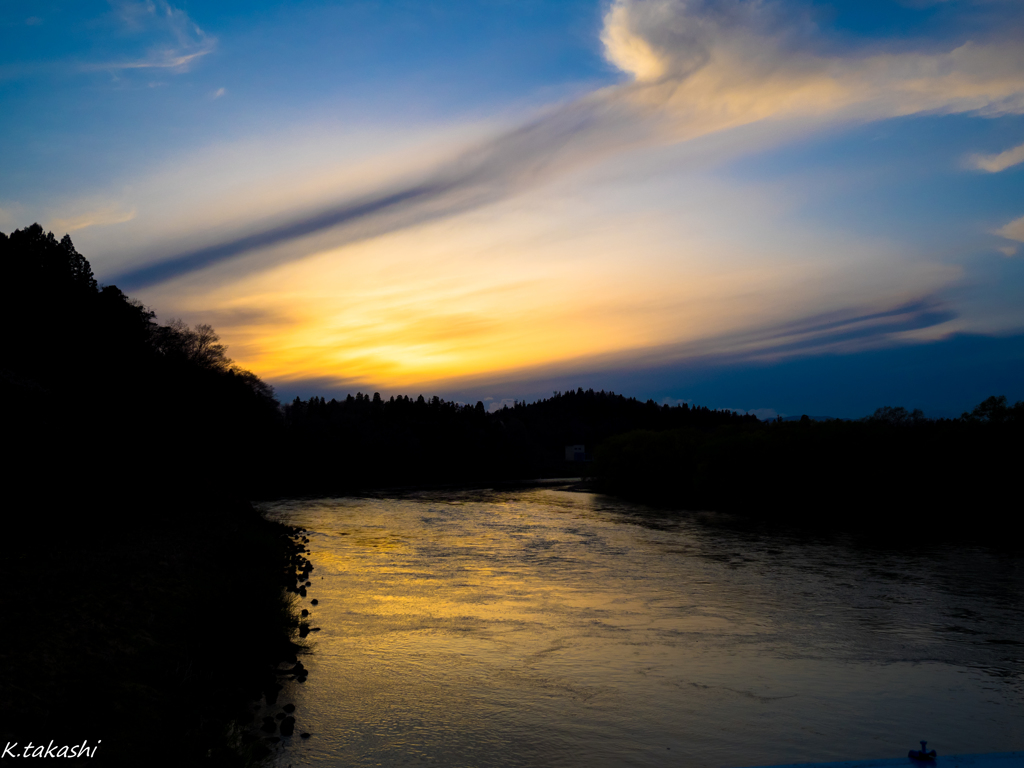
top-left (259, 487), bottom-right (1024, 767)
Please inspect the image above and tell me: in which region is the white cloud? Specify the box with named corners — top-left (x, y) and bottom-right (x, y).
top-left (601, 0), bottom-right (1024, 146)
top-left (211, 87), bottom-right (226, 99)
top-left (997, 244), bottom-right (1018, 257)
top-left (996, 214), bottom-right (1024, 242)
top-left (968, 140), bottom-right (1024, 172)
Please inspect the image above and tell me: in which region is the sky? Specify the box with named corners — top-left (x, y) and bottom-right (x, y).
top-left (2, 0), bottom-right (1023, 418)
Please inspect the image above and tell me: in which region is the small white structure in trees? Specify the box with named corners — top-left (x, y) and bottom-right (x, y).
top-left (565, 445), bottom-right (586, 462)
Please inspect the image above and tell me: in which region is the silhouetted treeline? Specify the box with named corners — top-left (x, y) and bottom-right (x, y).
top-left (281, 381), bottom-right (1023, 538)
top-left (277, 388), bottom-right (756, 492)
top-left (593, 398), bottom-right (1024, 536)
top-left (1, 224), bottom-right (281, 515)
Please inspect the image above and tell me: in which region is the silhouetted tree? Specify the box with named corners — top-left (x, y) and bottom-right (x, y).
top-left (963, 395), bottom-right (1013, 424)
top-left (154, 318), bottom-right (232, 371)
top-left (1, 223), bottom-right (96, 294)
top-left (866, 405), bottom-right (925, 425)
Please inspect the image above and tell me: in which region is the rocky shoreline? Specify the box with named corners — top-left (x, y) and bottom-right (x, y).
top-left (234, 528), bottom-right (322, 760)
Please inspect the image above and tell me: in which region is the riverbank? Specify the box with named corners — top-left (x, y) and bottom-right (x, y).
top-left (0, 500), bottom-right (308, 767)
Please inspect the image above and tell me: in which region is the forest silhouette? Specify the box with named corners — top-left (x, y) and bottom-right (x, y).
top-left (592, 397), bottom-right (1021, 537)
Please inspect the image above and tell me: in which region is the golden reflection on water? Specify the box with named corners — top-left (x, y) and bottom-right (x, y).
top-left (262, 490), bottom-right (1024, 768)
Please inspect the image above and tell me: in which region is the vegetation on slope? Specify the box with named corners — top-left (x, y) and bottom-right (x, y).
top-left (0, 225), bottom-right (300, 766)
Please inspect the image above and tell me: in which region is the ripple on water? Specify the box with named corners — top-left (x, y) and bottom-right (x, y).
top-left (260, 489), bottom-right (1024, 768)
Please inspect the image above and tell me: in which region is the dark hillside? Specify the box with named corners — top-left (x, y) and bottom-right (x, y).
top-left (0, 225), bottom-right (300, 766)
top-left (1, 224), bottom-right (282, 513)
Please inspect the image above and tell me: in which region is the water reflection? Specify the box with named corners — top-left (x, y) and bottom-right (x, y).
top-left (261, 488), bottom-right (1024, 767)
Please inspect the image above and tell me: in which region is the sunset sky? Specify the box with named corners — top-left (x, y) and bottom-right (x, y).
top-left (3, 0), bottom-right (1023, 417)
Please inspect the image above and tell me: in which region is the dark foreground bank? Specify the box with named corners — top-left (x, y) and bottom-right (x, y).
top-left (0, 500), bottom-right (314, 767)
top-left (1, 225), bottom-right (308, 764)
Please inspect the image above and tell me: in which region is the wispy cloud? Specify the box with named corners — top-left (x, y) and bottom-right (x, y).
top-left (87, 48), bottom-right (212, 72)
top-left (596, 296), bottom-right (959, 370)
top-left (968, 140), bottom-right (1024, 172)
top-left (50, 206), bottom-right (137, 233)
top-left (211, 86), bottom-right (226, 99)
top-left (87, 0), bottom-right (216, 73)
top-left (110, 0), bottom-right (1024, 290)
top-left (438, 295), bottom-right (959, 396)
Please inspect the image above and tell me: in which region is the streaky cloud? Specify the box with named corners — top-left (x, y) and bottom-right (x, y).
top-left (114, 0), bottom-right (1024, 289)
top-left (112, 95), bottom-right (650, 289)
top-left (589, 296), bottom-right (959, 371)
top-left (278, 294), bottom-right (958, 396)
top-left (114, 182), bottom-right (463, 289)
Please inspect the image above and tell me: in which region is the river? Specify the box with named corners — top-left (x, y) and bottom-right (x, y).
top-left (259, 486), bottom-right (1024, 767)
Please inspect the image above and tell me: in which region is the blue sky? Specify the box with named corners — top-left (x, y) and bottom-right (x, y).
top-left (2, 0), bottom-right (1023, 417)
